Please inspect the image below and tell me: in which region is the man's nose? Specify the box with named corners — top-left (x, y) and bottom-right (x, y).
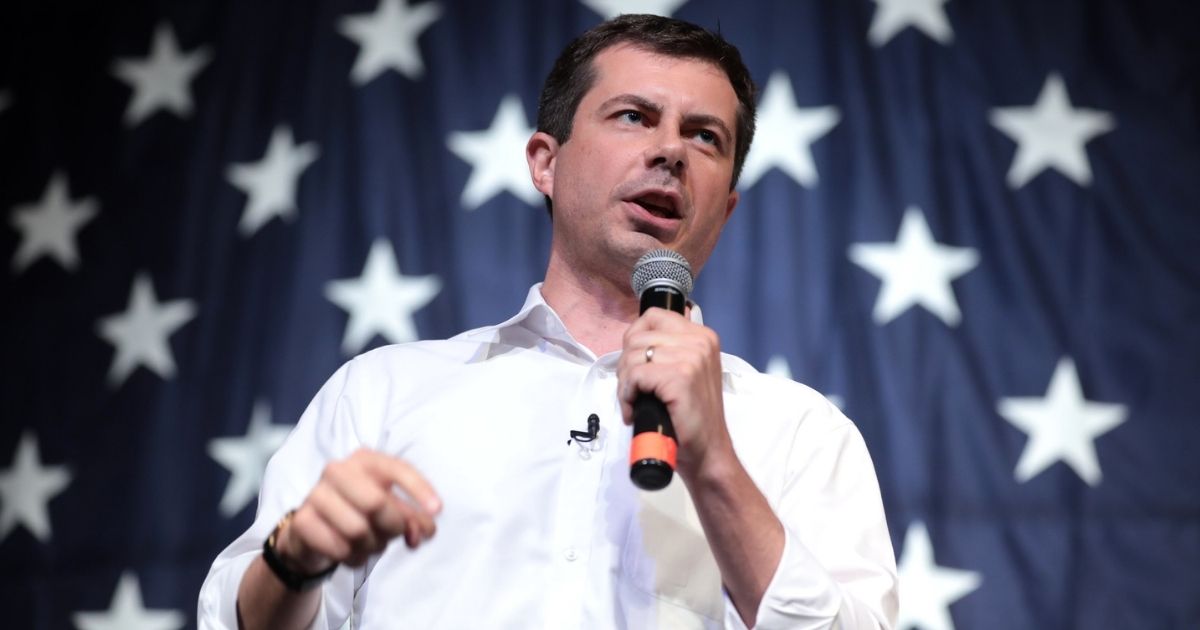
top-left (646, 127), bottom-right (686, 176)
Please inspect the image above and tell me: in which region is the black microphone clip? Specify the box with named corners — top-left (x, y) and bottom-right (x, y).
top-left (568, 413), bottom-right (601, 445)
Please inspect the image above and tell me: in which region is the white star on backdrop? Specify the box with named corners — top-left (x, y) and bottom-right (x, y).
top-left (997, 357), bottom-right (1127, 485)
top-left (848, 207), bottom-right (979, 326)
top-left (896, 521), bottom-right (982, 630)
top-left (447, 94), bottom-right (541, 209)
top-left (764, 356), bottom-right (845, 409)
top-left (207, 399), bottom-right (293, 517)
top-left (73, 571), bottom-right (185, 630)
top-left (738, 71), bottom-right (840, 190)
top-left (989, 74), bottom-right (1116, 189)
top-left (339, 0), bottom-right (443, 84)
top-left (96, 273), bottom-right (197, 387)
top-left (766, 355), bottom-right (794, 380)
top-left (225, 126), bottom-right (320, 237)
top-left (581, 0), bottom-right (688, 19)
top-left (869, 0), bottom-right (954, 46)
top-left (0, 431), bottom-right (71, 544)
top-left (325, 239), bottom-right (442, 355)
top-left (111, 22), bottom-right (211, 127)
top-left (10, 172), bottom-right (98, 273)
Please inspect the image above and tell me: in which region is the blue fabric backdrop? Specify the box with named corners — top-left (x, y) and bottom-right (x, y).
top-left (2, 0), bottom-right (1198, 628)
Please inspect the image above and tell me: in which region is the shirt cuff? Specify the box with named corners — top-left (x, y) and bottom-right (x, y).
top-left (197, 552), bottom-right (336, 630)
top-left (722, 525), bottom-right (843, 630)
top-left (198, 552), bottom-right (256, 630)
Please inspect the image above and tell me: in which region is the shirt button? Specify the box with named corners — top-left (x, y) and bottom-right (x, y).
top-left (564, 547), bottom-right (578, 561)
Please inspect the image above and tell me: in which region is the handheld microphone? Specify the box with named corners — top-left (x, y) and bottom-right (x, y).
top-left (628, 249), bottom-right (693, 491)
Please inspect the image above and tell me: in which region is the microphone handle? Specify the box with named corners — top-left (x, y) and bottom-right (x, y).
top-left (629, 284), bottom-right (686, 490)
top-left (630, 392), bottom-right (677, 490)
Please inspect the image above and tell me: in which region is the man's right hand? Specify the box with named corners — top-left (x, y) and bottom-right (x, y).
top-left (237, 449), bottom-right (440, 630)
top-left (275, 448), bottom-right (442, 574)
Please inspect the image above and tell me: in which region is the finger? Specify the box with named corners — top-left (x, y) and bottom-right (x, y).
top-left (288, 504), bottom-right (351, 567)
top-left (618, 340), bottom-right (688, 378)
top-left (404, 517), bottom-right (421, 549)
top-left (623, 311), bottom-right (653, 343)
top-left (621, 307), bottom-right (690, 351)
top-left (621, 328), bottom-right (715, 373)
top-left (635, 306), bottom-right (690, 331)
top-left (614, 365), bottom-right (634, 424)
top-left (629, 324), bottom-right (718, 352)
top-left (349, 451), bottom-right (439, 545)
top-left (359, 451), bottom-right (443, 515)
top-left (621, 330), bottom-right (672, 357)
top-left (378, 497), bottom-right (434, 549)
top-left (617, 363), bottom-right (683, 427)
top-left (323, 458), bottom-right (394, 519)
top-left (618, 353), bottom-right (706, 416)
top-left (403, 499), bottom-right (437, 547)
top-left (376, 491), bottom-right (437, 543)
top-left (320, 457), bottom-right (427, 550)
top-left (618, 362), bottom-right (663, 415)
top-left (308, 482), bottom-right (382, 556)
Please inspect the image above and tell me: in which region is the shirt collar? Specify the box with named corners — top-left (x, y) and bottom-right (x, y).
top-left (506, 283), bottom-right (576, 347)
top-left (476, 283), bottom-right (705, 357)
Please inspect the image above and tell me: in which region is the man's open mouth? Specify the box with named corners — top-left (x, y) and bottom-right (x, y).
top-left (631, 193), bottom-right (680, 220)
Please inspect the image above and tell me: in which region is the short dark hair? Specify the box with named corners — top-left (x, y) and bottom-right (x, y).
top-left (536, 14), bottom-right (757, 205)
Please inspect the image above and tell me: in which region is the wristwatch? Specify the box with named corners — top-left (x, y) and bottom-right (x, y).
top-left (261, 509), bottom-right (337, 592)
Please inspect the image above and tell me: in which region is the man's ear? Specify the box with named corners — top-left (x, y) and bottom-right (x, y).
top-left (526, 131), bottom-right (559, 197)
top-left (723, 189), bottom-right (739, 222)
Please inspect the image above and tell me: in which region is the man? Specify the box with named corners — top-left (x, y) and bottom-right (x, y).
top-left (199, 14), bottom-right (897, 629)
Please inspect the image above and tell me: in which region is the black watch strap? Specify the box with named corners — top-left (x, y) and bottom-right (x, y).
top-left (261, 510), bottom-right (336, 592)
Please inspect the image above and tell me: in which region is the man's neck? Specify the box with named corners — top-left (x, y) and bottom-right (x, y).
top-left (540, 255), bottom-right (639, 356)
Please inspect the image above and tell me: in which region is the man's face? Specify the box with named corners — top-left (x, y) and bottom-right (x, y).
top-left (531, 43), bottom-right (741, 283)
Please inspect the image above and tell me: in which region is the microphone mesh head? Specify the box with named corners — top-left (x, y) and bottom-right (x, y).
top-left (631, 249), bottom-right (694, 297)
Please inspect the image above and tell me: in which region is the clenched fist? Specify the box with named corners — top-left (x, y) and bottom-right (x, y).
top-left (274, 448), bottom-right (442, 574)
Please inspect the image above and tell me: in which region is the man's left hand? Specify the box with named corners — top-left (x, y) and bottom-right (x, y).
top-left (617, 306), bottom-right (734, 479)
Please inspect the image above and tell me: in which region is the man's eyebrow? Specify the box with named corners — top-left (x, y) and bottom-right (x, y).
top-left (598, 93), bottom-right (662, 116)
top-left (599, 93), bottom-right (734, 149)
top-left (683, 113), bottom-right (733, 149)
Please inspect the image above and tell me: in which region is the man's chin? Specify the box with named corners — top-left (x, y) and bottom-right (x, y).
top-left (627, 215), bottom-right (682, 244)
top-left (616, 231), bottom-right (673, 261)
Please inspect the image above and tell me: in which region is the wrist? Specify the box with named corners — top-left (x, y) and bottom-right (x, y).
top-left (681, 435), bottom-right (740, 491)
top-left (273, 519), bottom-right (333, 575)
top-left (262, 510), bottom-right (336, 592)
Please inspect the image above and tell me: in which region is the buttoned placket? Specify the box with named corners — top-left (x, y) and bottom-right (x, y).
top-left (542, 355), bottom-right (622, 629)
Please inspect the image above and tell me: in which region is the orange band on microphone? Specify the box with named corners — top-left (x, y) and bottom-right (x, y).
top-left (630, 433), bottom-right (677, 468)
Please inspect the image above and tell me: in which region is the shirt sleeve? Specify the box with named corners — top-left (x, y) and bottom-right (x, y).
top-left (196, 360), bottom-right (373, 630)
top-left (724, 409), bottom-right (899, 630)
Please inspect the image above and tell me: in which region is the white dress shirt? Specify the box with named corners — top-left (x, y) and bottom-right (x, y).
top-left (198, 285), bottom-right (898, 629)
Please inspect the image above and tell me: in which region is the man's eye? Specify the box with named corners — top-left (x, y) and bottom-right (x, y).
top-left (696, 129), bottom-right (718, 145)
top-left (619, 111), bottom-right (643, 124)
